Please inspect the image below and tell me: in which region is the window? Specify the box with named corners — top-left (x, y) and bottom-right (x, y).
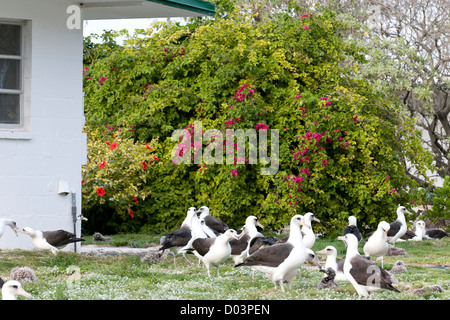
top-left (0, 21), bottom-right (28, 130)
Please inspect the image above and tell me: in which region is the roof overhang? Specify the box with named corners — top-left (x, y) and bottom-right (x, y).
top-left (80, 0), bottom-right (215, 20)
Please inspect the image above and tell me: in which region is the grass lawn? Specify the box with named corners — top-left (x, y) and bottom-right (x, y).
top-left (0, 234), bottom-right (448, 300)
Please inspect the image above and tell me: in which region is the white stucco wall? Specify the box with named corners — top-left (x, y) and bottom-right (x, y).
top-left (0, 0), bottom-right (85, 251)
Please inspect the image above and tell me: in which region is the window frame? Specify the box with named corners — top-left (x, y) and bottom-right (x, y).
top-left (0, 19), bottom-right (31, 135)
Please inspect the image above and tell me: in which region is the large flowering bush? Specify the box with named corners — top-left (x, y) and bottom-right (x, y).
top-left (82, 9), bottom-right (433, 234)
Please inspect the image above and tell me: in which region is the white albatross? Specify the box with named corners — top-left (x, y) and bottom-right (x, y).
top-left (339, 233), bottom-right (400, 298)
top-left (1, 280), bottom-right (32, 300)
top-left (363, 221), bottom-right (390, 268)
top-left (20, 227), bottom-right (85, 256)
top-left (301, 212), bottom-right (320, 249)
top-left (387, 206), bottom-right (409, 245)
top-left (235, 214), bottom-right (307, 292)
top-left (0, 218), bottom-right (19, 238)
top-left (191, 229), bottom-right (240, 278)
top-left (159, 207), bottom-right (197, 265)
top-left (316, 245), bottom-right (346, 281)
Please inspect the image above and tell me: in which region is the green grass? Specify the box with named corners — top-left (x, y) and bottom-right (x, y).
top-left (0, 235), bottom-right (448, 300)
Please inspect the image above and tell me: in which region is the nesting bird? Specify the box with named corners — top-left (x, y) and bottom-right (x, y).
top-left (10, 267), bottom-right (36, 283)
top-left (339, 233), bottom-right (400, 298)
top-left (236, 214), bottom-right (307, 292)
top-left (363, 221), bottom-right (391, 268)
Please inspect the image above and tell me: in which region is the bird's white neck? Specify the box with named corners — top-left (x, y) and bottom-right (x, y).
top-left (288, 222), bottom-right (304, 247)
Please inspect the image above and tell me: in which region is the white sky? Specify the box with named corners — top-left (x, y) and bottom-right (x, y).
top-left (83, 18), bottom-right (187, 43)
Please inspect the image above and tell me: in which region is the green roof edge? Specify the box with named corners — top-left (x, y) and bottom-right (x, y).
top-left (146, 0), bottom-right (216, 16)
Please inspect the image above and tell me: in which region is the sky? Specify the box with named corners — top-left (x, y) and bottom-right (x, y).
top-left (83, 18), bottom-right (186, 43)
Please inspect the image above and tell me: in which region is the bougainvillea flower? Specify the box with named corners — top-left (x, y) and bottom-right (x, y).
top-left (129, 209), bottom-right (134, 218)
top-left (99, 160), bottom-right (106, 169)
top-left (109, 142), bottom-right (118, 150)
top-left (303, 25), bottom-right (310, 30)
top-left (96, 187), bottom-right (105, 197)
top-left (142, 162), bottom-right (148, 170)
top-left (144, 142), bottom-right (152, 150)
top-left (133, 196), bottom-right (139, 204)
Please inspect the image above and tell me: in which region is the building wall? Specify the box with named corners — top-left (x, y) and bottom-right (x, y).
top-left (0, 0), bottom-right (85, 251)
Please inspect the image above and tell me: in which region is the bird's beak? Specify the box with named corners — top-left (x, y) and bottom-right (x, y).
top-left (13, 226), bottom-right (20, 236)
top-left (315, 248), bottom-right (327, 255)
top-left (233, 233), bottom-right (241, 240)
top-left (311, 256), bottom-right (322, 269)
top-left (384, 231), bottom-right (388, 240)
top-left (17, 287), bottom-right (32, 300)
top-left (256, 221), bottom-right (265, 230)
top-left (313, 217), bottom-right (321, 223)
top-left (237, 231), bottom-right (245, 240)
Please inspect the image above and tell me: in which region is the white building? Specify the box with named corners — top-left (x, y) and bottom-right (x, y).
top-left (0, 0), bottom-right (214, 251)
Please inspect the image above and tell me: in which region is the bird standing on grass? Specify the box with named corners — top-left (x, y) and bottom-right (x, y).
top-left (363, 221), bottom-right (390, 268)
top-left (235, 214), bottom-right (307, 292)
top-left (20, 227), bottom-right (85, 256)
top-left (339, 233), bottom-right (400, 298)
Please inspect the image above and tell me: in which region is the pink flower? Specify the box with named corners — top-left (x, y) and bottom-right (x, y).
top-left (99, 75), bottom-right (108, 84)
top-left (322, 159), bottom-right (328, 167)
top-left (230, 169), bottom-right (238, 178)
top-left (303, 25), bottom-right (310, 30)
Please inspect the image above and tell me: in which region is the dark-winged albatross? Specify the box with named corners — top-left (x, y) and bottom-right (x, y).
top-left (1, 280), bottom-right (32, 300)
top-left (193, 229), bottom-right (240, 278)
top-left (301, 212), bottom-right (320, 249)
top-left (20, 227), bottom-right (85, 255)
top-left (387, 206), bottom-right (409, 244)
top-left (197, 206), bottom-right (229, 234)
top-left (159, 207), bottom-right (197, 265)
top-left (229, 215), bottom-right (265, 264)
top-left (363, 221), bottom-right (390, 268)
top-left (0, 218), bottom-right (19, 238)
top-left (343, 216), bottom-right (362, 242)
top-left (236, 214), bottom-right (307, 292)
top-left (425, 227), bottom-right (448, 239)
top-left (316, 245), bottom-right (346, 281)
top-left (339, 233), bottom-right (400, 298)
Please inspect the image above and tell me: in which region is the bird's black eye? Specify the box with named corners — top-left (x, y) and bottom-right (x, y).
top-left (12, 285), bottom-right (18, 289)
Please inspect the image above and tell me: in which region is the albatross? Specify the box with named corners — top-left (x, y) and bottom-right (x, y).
top-left (387, 206), bottom-right (409, 245)
top-left (339, 233), bottom-right (400, 298)
top-left (316, 245), bottom-right (346, 281)
top-left (159, 207), bottom-right (197, 265)
top-left (1, 280), bottom-right (32, 300)
top-left (0, 218), bottom-right (19, 238)
top-left (301, 212), bottom-right (320, 249)
top-left (197, 206), bottom-right (229, 234)
top-left (235, 214), bottom-right (307, 292)
top-left (343, 216), bottom-right (362, 243)
top-left (363, 221), bottom-right (390, 268)
top-left (20, 227), bottom-right (85, 255)
top-left (192, 229), bottom-right (240, 278)
top-left (229, 215), bottom-right (265, 264)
